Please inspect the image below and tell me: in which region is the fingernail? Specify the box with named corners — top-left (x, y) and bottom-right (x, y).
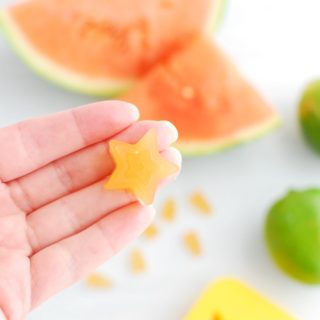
top-left (161, 121), bottom-right (179, 142)
top-left (126, 103), bottom-right (140, 121)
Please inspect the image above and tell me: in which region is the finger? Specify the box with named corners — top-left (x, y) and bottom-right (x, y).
top-left (27, 148), bottom-right (181, 253)
top-left (0, 309), bottom-right (6, 320)
top-left (0, 101), bottom-right (139, 182)
top-left (0, 250), bottom-right (30, 320)
top-left (160, 147), bottom-right (182, 172)
top-left (30, 203), bottom-right (154, 308)
top-left (157, 147), bottom-right (182, 187)
top-left (9, 121), bottom-right (178, 213)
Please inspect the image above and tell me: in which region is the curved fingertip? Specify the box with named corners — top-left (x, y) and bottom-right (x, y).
top-left (132, 203), bottom-right (156, 227)
top-left (119, 101), bottom-right (140, 121)
top-left (109, 202), bottom-right (155, 229)
top-left (72, 100), bottom-right (140, 144)
top-left (79, 100), bottom-right (139, 120)
top-left (101, 203), bottom-right (155, 250)
top-left (160, 121), bottom-right (178, 143)
top-left (113, 120), bottom-right (177, 150)
top-left (162, 147), bottom-right (183, 170)
top-left (103, 100), bottom-right (140, 121)
top-left (155, 148), bottom-right (182, 191)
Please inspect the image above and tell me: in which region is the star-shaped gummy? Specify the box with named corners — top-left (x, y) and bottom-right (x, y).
top-left (104, 129), bottom-right (179, 205)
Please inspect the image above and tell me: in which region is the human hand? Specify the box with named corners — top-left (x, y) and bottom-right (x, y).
top-left (0, 101), bottom-right (181, 319)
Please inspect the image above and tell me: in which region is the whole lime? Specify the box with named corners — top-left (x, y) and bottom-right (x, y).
top-left (299, 80), bottom-right (320, 153)
top-left (265, 189), bottom-right (320, 284)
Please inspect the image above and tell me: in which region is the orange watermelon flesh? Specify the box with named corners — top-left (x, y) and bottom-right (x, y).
top-left (3, 0), bottom-right (215, 83)
top-left (122, 36), bottom-right (280, 155)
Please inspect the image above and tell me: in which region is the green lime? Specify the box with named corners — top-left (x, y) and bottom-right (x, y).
top-left (299, 80), bottom-right (320, 153)
top-left (265, 189), bottom-right (320, 284)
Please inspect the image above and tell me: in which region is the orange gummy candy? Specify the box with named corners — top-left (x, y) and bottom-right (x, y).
top-left (105, 129), bottom-right (179, 205)
top-left (190, 192), bottom-right (212, 215)
top-left (161, 198), bottom-right (176, 222)
top-left (183, 231), bottom-right (202, 256)
top-left (144, 224), bottom-right (159, 239)
top-left (130, 248), bottom-right (146, 273)
top-left (86, 273), bottom-right (113, 289)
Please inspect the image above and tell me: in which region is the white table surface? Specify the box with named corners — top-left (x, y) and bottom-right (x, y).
top-left (1, 0), bottom-right (320, 319)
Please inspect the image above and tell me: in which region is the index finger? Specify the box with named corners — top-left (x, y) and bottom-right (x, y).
top-left (0, 101), bottom-right (139, 181)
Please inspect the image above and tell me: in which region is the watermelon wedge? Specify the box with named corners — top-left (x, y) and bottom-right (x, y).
top-left (122, 36), bottom-right (280, 156)
top-left (0, 0), bottom-right (225, 97)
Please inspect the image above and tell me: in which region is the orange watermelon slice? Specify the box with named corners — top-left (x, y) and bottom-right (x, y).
top-left (122, 36), bottom-right (280, 156)
top-left (0, 0), bottom-right (225, 97)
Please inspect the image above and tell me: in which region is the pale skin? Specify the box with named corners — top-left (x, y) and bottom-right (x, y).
top-left (0, 101), bottom-right (181, 320)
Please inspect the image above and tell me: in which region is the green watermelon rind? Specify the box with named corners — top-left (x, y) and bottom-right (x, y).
top-left (0, 0), bottom-right (225, 98)
top-left (205, 0), bottom-right (227, 33)
top-left (177, 115), bottom-right (281, 157)
top-left (0, 9), bottom-right (135, 97)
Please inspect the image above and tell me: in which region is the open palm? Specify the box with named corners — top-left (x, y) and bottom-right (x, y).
top-left (0, 101), bottom-right (180, 320)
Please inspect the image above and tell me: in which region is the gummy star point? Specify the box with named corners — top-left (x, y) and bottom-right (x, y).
top-left (105, 129), bottom-right (179, 205)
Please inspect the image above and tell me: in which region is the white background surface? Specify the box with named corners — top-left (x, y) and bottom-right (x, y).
top-left (1, 0), bottom-right (320, 319)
